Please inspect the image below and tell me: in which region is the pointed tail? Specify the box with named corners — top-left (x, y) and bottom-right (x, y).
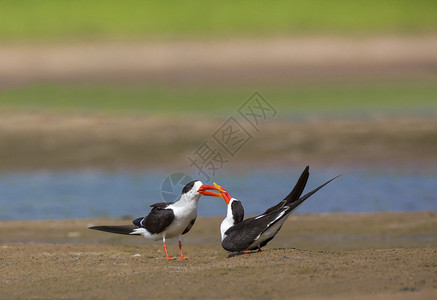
top-left (89, 225), bottom-right (140, 235)
top-left (286, 174), bottom-right (341, 213)
top-left (262, 166), bottom-right (310, 215)
top-left (284, 166), bottom-right (310, 204)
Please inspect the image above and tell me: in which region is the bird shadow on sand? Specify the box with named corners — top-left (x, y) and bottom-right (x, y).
top-left (227, 247), bottom-right (303, 258)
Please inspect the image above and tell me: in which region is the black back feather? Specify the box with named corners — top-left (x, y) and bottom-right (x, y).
top-left (143, 206), bottom-right (175, 234)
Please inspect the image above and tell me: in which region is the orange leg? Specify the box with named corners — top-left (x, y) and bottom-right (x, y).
top-left (244, 249), bottom-right (249, 254)
top-left (162, 237), bottom-right (174, 260)
top-left (178, 236), bottom-right (190, 260)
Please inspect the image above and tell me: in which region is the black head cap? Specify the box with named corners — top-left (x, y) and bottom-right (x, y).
top-left (231, 200), bottom-right (244, 224)
top-left (182, 180), bottom-right (196, 194)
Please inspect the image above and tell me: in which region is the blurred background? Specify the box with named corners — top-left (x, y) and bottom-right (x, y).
top-left (0, 0), bottom-right (436, 220)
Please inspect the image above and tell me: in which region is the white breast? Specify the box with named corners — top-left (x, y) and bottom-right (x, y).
top-left (164, 203), bottom-right (197, 238)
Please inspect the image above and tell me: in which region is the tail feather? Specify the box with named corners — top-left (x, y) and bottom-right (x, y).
top-left (286, 174), bottom-right (341, 213)
top-left (284, 166), bottom-right (310, 204)
top-left (89, 225), bottom-right (140, 235)
top-left (262, 166), bottom-right (310, 215)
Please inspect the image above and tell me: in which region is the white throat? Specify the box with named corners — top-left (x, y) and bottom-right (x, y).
top-left (220, 199), bottom-right (237, 241)
top-left (173, 181), bottom-right (203, 207)
top-left (174, 192), bottom-right (201, 207)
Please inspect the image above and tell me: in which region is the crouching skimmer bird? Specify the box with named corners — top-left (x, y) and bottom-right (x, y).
top-left (89, 180), bottom-right (223, 260)
top-left (214, 166), bottom-right (339, 253)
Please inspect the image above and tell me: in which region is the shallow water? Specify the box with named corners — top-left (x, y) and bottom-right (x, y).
top-left (0, 168), bottom-right (436, 220)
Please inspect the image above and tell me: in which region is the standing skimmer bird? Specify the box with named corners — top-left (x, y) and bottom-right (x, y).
top-left (89, 180), bottom-right (223, 260)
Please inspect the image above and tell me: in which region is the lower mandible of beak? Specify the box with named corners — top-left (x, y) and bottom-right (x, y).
top-left (199, 190), bottom-right (223, 198)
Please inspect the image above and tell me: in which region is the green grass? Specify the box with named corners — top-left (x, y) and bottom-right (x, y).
top-left (1, 0), bottom-right (437, 41)
top-left (1, 81), bottom-right (436, 117)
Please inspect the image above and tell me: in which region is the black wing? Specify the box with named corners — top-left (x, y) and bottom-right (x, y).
top-left (262, 166), bottom-right (309, 215)
top-left (182, 217), bottom-right (197, 235)
top-left (150, 202), bottom-right (174, 208)
top-left (222, 173), bottom-right (340, 252)
top-left (89, 202), bottom-right (176, 236)
top-left (142, 205), bottom-right (175, 234)
top-left (222, 209), bottom-right (287, 252)
top-left (252, 175), bottom-right (341, 249)
top-left (253, 235), bottom-right (277, 250)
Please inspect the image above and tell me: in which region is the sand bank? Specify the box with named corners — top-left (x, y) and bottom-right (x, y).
top-left (1, 212), bottom-right (436, 299)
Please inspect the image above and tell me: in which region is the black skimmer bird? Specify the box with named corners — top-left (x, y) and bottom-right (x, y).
top-left (89, 180), bottom-right (223, 260)
top-left (214, 166), bottom-right (339, 253)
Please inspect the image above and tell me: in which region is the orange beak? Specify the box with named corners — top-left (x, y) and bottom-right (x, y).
top-left (197, 184), bottom-right (225, 198)
top-left (213, 182), bottom-right (232, 205)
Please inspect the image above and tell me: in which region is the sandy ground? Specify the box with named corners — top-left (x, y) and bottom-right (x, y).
top-left (0, 212), bottom-right (436, 299)
top-left (1, 35), bottom-right (437, 87)
top-left (0, 113), bottom-right (436, 171)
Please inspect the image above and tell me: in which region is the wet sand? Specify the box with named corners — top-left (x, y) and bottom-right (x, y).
top-left (1, 212), bottom-right (436, 299)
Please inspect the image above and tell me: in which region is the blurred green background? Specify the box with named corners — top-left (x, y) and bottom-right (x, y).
top-left (1, 82), bottom-right (437, 116)
top-left (1, 0), bottom-right (437, 41)
top-left (1, 0), bottom-right (437, 116)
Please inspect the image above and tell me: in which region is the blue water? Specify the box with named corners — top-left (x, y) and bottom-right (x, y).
top-left (0, 169), bottom-right (436, 220)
